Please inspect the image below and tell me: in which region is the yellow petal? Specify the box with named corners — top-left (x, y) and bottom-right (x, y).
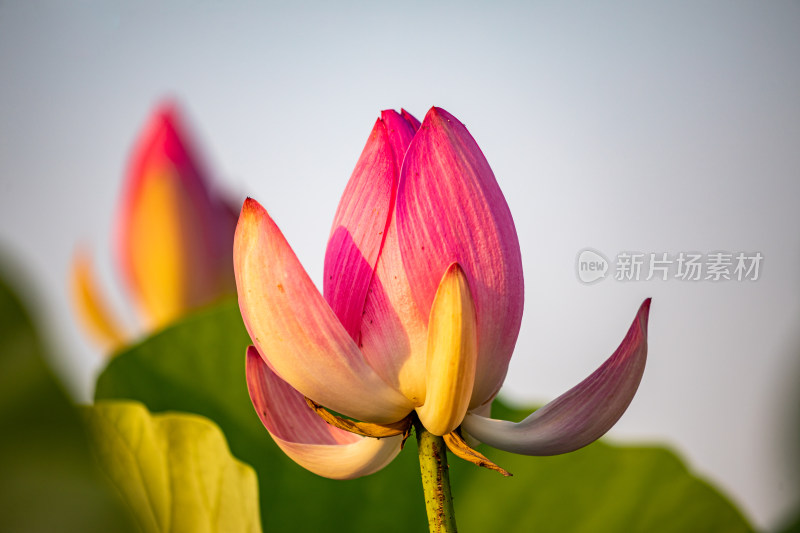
top-left (124, 167), bottom-right (193, 327)
top-left (70, 249), bottom-right (128, 352)
top-left (416, 263), bottom-right (478, 436)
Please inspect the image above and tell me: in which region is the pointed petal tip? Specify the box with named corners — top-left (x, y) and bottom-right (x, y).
top-left (235, 203), bottom-right (413, 423)
top-left (400, 109), bottom-right (422, 131)
top-left (639, 297), bottom-right (652, 329)
top-left (153, 100), bottom-right (179, 125)
top-left (139, 100), bottom-right (188, 150)
top-left (235, 198), bottom-right (269, 250)
top-left (445, 261), bottom-right (464, 276)
top-left (381, 108), bottom-right (422, 132)
top-left (462, 301), bottom-right (648, 456)
top-left (239, 198), bottom-right (270, 226)
top-left (380, 109), bottom-right (401, 121)
top-left (241, 196), bottom-right (261, 213)
top-left (423, 106), bottom-right (457, 125)
top-left (372, 115), bottom-right (386, 130)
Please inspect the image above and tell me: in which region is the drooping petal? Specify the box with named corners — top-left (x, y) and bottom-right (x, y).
top-left (234, 198), bottom-right (414, 423)
top-left (416, 263), bottom-right (478, 436)
top-left (116, 102), bottom-right (235, 328)
top-left (461, 299), bottom-right (651, 456)
top-left (246, 347), bottom-right (401, 480)
top-left (396, 107), bottom-right (524, 409)
top-left (70, 249), bottom-right (128, 351)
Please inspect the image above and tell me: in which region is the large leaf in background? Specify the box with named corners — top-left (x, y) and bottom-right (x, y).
top-left (96, 298), bottom-right (754, 533)
top-left (455, 401), bottom-right (754, 533)
top-left (0, 266), bottom-right (136, 533)
top-left (83, 401), bottom-right (261, 533)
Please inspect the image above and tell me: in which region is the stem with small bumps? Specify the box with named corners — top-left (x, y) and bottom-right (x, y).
top-left (414, 416), bottom-right (458, 533)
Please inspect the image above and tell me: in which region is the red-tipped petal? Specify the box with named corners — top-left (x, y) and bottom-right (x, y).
top-left (235, 198), bottom-right (414, 424)
top-left (396, 107), bottom-right (524, 409)
top-left (381, 109), bottom-right (418, 168)
top-left (461, 299), bottom-right (651, 455)
top-left (400, 109), bottom-right (422, 130)
top-left (323, 111), bottom-right (418, 342)
top-left (116, 102), bottom-right (234, 327)
top-left (323, 118), bottom-right (396, 341)
top-left (323, 111), bottom-right (429, 404)
top-left (246, 347), bottom-right (401, 479)
top-left (352, 110), bottom-right (425, 403)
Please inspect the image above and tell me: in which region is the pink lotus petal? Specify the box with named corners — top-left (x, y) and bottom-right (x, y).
top-left (396, 107), bottom-right (524, 410)
top-left (401, 109), bottom-right (422, 131)
top-left (381, 109), bottom-right (419, 171)
top-left (324, 110), bottom-right (426, 404)
top-left (323, 118), bottom-right (396, 341)
top-left (461, 299), bottom-right (651, 455)
top-left (235, 198), bottom-right (414, 424)
top-left (246, 347), bottom-right (402, 479)
top-left (323, 111), bottom-right (417, 342)
top-left (358, 215), bottom-right (430, 405)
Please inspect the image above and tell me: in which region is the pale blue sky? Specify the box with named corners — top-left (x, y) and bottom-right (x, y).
top-left (1, 1), bottom-right (799, 528)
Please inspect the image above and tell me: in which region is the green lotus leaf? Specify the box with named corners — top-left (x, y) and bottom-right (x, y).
top-left (82, 401), bottom-right (261, 533)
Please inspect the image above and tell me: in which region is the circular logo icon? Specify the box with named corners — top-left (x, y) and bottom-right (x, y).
top-left (576, 249), bottom-right (609, 284)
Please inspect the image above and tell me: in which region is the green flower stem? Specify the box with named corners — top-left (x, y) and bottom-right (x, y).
top-left (414, 417), bottom-right (458, 533)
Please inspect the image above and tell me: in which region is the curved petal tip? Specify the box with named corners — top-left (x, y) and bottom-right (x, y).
top-left (462, 299), bottom-right (650, 456)
top-left (70, 248), bottom-right (128, 351)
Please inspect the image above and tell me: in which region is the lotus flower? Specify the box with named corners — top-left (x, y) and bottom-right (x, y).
top-left (72, 102), bottom-right (237, 351)
top-left (237, 107), bottom-right (650, 479)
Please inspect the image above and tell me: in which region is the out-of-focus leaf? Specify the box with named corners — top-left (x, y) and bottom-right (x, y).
top-left (82, 401), bottom-right (261, 533)
top-left (780, 511), bottom-right (800, 533)
top-left (453, 401), bottom-right (754, 533)
top-left (96, 298), bottom-right (754, 532)
top-left (96, 298), bottom-right (427, 532)
top-left (0, 265), bottom-right (135, 533)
